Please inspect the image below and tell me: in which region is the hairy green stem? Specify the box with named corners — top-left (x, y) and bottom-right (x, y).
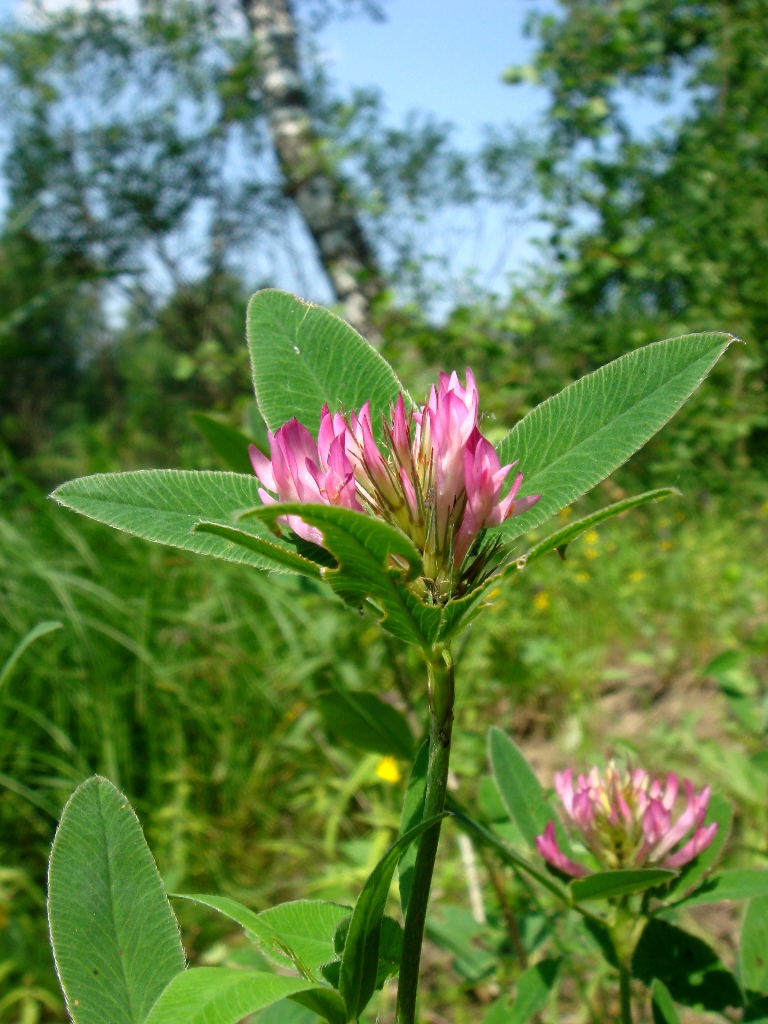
top-left (395, 649), bottom-right (454, 1024)
top-left (619, 963), bottom-right (633, 1024)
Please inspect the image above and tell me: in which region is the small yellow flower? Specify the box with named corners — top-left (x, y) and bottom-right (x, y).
top-left (629, 569), bottom-right (645, 583)
top-left (659, 540), bottom-right (673, 551)
top-left (533, 591), bottom-right (550, 611)
top-left (375, 756), bottom-right (401, 784)
top-left (559, 506), bottom-right (574, 520)
top-left (575, 572), bottom-right (590, 583)
top-left (584, 530), bottom-right (600, 545)
top-left (584, 548), bottom-right (599, 560)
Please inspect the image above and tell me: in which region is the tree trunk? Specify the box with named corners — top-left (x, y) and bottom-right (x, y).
top-left (241, 0), bottom-right (384, 341)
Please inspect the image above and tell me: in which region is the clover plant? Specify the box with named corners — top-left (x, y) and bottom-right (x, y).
top-left (46, 290), bottom-right (764, 1024)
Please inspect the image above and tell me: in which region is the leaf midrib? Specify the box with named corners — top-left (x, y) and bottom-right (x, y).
top-left (98, 786), bottom-right (139, 1024)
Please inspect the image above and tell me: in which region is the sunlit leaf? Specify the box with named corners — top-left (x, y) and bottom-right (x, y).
top-left (174, 895), bottom-right (349, 979)
top-left (247, 290), bottom-right (405, 440)
top-left (651, 979), bottom-right (681, 1024)
top-left (242, 502), bottom-right (444, 648)
top-left (741, 894), bottom-right (768, 998)
top-left (48, 777), bottom-right (185, 1024)
top-left (671, 869), bottom-right (768, 909)
top-left (143, 970), bottom-right (330, 1024)
top-left (50, 470), bottom-right (303, 573)
top-left (496, 332), bottom-right (735, 541)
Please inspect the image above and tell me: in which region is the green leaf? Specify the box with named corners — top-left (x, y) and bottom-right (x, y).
top-left (144, 970), bottom-right (323, 1024)
top-left (524, 488), bottom-right (680, 565)
top-left (495, 332), bottom-right (735, 542)
top-left (193, 522), bottom-right (324, 579)
top-left (257, 1001), bottom-right (318, 1024)
top-left (571, 869), bottom-right (676, 902)
top-left (191, 413), bottom-right (259, 474)
top-left (247, 290), bottom-right (405, 439)
top-left (398, 739), bottom-right (429, 915)
top-left (0, 620), bottom-right (63, 691)
top-left (651, 979), bottom-right (681, 1024)
top-left (665, 791), bottom-right (731, 899)
top-left (317, 690), bottom-right (414, 759)
top-left (488, 727), bottom-right (572, 855)
top-left (47, 776), bottom-right (185, 1024)
top-left (339, 813), bottom-right (447, 1021)
top-left (242, 502), bottom-right (443, 648)
top-left (483, 958), bottom-right (561, 1023)
top-left (741, 894), bottom-right (768, 997)
top-left (672, 869), bottom-right (768, 909)
top-left (632, 919), bottom-right (742, 1012)
top-left (174, 895), bottom-right (349, 979)
top-left (50, 470), bottom-right (307, 573)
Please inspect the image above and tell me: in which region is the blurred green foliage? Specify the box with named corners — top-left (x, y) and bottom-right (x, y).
top-left (1, 0), bottom-right (767, 1020)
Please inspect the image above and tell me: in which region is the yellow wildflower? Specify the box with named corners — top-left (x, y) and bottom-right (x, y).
top-left (375, 756), bottom-right (401, 784)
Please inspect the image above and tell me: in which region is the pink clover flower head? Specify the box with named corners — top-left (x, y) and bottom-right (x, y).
top-left (534, 762), bottom-right (718, 878)
top-left (250, 368), bottom-right (542, 599)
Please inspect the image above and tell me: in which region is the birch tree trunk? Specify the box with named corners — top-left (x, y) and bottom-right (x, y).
top-left (242, 0), bottom-right (384, 341)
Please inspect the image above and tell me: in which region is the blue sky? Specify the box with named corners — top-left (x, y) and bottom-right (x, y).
top-left (0, 0), bottom-right (555, 306)
top-left (317, 0), bottom-right (551, 144)
top-left (0, 1), bottom-right (686, 309)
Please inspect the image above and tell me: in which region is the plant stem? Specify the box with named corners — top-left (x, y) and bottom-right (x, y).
top-left (395, 649), bottom-right (454, 1024)
top-left (619, 963), bottom-right (633, 1024)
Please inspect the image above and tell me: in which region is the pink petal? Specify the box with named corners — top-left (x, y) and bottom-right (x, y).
top-left (554, 769), bottom-right (575, 818)
top-left (249, 444), bottom-right (276, 491)
top-left (535, 821), bottom-right (589, 878)
top-left (663, 823), bottom-right (719, 869)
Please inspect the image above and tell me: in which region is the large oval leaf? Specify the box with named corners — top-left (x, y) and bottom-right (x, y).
top-left (247, 290), bottom-right (405, 437)
top-left (495, 332), bottom-right (735, 541)
top-left (51, 470), bottom-right (305, 573)
top-left (47, 776), bottom-right (185, 1024)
